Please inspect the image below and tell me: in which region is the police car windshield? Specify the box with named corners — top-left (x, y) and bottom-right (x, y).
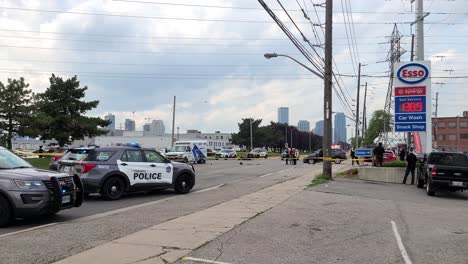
top-left (0, 150), bottom-right (33, 169)
top-left (170, 146), bottom-right (188, 152)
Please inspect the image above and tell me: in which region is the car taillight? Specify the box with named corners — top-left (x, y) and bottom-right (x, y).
top-left (53, 156), bottom-right (61, 161)
top-left (431, 168), bottom-right (437, 177)
top-left (81, 164), bottom-right (96, 174)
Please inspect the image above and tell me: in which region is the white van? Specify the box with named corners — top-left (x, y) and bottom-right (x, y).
top-left (165, 140), bottom-right (208, 164)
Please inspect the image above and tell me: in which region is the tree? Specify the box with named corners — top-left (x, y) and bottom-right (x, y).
top-left (363, 110), bottom-right (392, 146)
top-left (231, 118), bottom-right (264, 150)
top-left (0, 78), bottom-right (34, 149)
top-left (34, 74), bottom-right (110, 147)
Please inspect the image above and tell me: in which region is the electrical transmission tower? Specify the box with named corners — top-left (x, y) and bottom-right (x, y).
top-left (379, 24), bottom-right (407, 147)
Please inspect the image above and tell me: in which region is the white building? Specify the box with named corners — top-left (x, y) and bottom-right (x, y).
top-left (94, 131), bottom-right (232, 150)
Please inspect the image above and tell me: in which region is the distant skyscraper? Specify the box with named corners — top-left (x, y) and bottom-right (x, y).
top-left (151, 120), bottom-right (165, 135)
top-left (104, 113), bottom-right (115, 130)
top-left (124, 119), bottom-right (136, 131)
top-left (334, 112), bottom-right (347, 143)
top-left (297, 120), bottom-right (310, 132)
top-left (278, 107), bottom-right (289, 124)
top-left (143, 123), bottom-right (151, 132)
top-left (314, 120), bottom-right (324, 137)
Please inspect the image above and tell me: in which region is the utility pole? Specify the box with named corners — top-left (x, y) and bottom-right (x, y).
top-left (285, 125), bottom-right (288, 148)
top-left (171, 96), bottom-right (176, 146)
top-left (355, 63), bottom-right (361, 149)
top-left (250, 118), bottom-right (253, 151)
top-left (323, 0), bottom-right (333, 179)
top-left (414, 0), bottom-right (431, 154)
top-left (362, 82), bottom-right (367, 141)
top-left (407, 33), bottom-right (415, 148)
top-left (434, 92), bottom-right (439, 148)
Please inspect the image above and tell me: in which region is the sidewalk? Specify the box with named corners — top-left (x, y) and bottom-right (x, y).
top-left (55, 167), bottom-right (333, 264)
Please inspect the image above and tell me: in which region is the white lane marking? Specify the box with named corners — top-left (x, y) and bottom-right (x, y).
top-left (391, 220), bottom-right (413, 264)
top-left (193, 184), bottom-right (224, 193)
top-left (183, 257), bottom-right (233, 264)
top-left (260, 168), bottom-right (294, 178)
top-left (0, 222), bottom-right (58, 239)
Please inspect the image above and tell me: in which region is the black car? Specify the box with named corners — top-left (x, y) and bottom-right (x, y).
top-left (303, 149), bottom-right (347, 164)
top-left (60, 144), bottom-right (196, 200)
top-left (417, 152), bottom-right (468, 196)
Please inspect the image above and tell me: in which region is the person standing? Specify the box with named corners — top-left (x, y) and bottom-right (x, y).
top-left (350, 148), bottom-right (360, 166)
top-left (285, 148), bottom-right (290, 165)
top-left (403, 148), bottom-right (417, 185)
top-left (399, 148), bottom-right (406, 161)
top-left (373, 142), bottom-right (385, 167)
top-left (289, 148), bottom-right (295, 165)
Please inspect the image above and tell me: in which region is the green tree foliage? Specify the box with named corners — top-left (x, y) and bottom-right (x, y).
top-left (363, 110), bottom-right (392, 146)
top-left (34, 74), bottom-right (110, 147)
top-left (0, 78), bottom-right (34, 149)
top-left (232, 119), bottom-right (322, 152)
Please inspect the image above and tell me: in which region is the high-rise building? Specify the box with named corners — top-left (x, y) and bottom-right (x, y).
top-left (143, 123), bottom-right (151, 132)
top-left (104, 113), bottom-right (115, 130)
top-left (314, 120), bottom-right (324, 137)
top-left (297, 120), bottom-right (310, 132)
top-left (151, 120), bottom-right (165, 135)
top-left (334, 112), bottom-right (347, 143)
top-left (277, 107), bottom-right (289, 124)
top-left (124, 119), bottom-right (136, 131)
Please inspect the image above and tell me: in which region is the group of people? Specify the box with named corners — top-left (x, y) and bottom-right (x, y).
top-left (285, 148), bottom-right (298, 165)
top-left (350, 143), bottom-right (418, 185)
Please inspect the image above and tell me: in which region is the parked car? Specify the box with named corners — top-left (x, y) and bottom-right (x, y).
top-left (417, 151), bottom-right (468, 196)
top-left (247, 148), bottom-right (268, 158)
top-left (63, 144), bottom-right (196, 200)
top-left (0, 147), bottom-right (83, 226)
top-left (207, 149), bottom-right (216, 157)
top-left (373, 151), bottom-right (397, 166)
top-left (215, 149), bottom-right (237, 158)
top-left (304, 149), bottom-right (345, 164)
top-left (49, 147), bottom-right (92, 171)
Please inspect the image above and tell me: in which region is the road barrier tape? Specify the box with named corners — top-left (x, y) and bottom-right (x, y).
top-left (15, 152), bottom-right (65, 157)
top-left (305, 157), bottom-right (373, 162)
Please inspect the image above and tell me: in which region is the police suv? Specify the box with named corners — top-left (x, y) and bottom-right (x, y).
top-left (59, 144), bottom-right (196, 200)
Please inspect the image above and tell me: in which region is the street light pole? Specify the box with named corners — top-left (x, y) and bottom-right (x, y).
top-left (171, 96), bottom-right (176, 147)
top-left (250, 118), bottom-right (253, 151)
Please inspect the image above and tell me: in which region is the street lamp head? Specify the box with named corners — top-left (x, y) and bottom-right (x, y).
top-left (264, 53), bottom-right (278, 59)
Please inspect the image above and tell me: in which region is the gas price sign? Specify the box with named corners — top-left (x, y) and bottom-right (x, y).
top-left (394, 62), bottom-right (430, 133)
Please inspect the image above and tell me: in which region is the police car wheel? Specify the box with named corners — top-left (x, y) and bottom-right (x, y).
top-left (174, 174), bottom-right (193, 194)
top-left (0, 195), bottom-right (12, 227)
top-left (101, 177), bottom-right (125, 200)
top-left (183, 157), bottom-right (189, 163)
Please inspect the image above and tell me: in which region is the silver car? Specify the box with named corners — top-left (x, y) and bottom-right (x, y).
top-left (0, 147), bottom-right (83, 226)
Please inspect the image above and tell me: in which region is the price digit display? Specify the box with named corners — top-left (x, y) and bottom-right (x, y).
top-left (401, 102), bottom-right (423, 112)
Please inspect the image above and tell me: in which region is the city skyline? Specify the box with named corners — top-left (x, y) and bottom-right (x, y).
top-left (297, 120), bottom-right (310, 132)
top-left (334, 112), bottom-right (347, 143)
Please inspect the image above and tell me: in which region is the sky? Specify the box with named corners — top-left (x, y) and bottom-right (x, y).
top-left (1, 0), bottom-right (468, 138)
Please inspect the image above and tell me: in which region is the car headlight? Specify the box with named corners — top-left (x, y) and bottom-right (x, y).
top-left (14, 180), bottom-right (46, 190)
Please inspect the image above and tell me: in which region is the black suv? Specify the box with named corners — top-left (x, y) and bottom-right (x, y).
top-left (303, 149), bottom-right (347, 164)
top-left (59, 145), bottom-right (196, 200)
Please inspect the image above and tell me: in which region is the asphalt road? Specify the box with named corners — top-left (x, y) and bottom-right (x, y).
top-left (0, 159), bottom-right (297, 235)
top-left (179, 177), bottom-right (468, 264)
top-left (0, 159), bottom-right (321, 264)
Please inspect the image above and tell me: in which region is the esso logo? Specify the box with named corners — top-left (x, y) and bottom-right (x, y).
top-left (397, 63), bottom-right (429, 84)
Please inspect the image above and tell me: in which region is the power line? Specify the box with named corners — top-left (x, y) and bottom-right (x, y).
top-left (0, 58), bottom-right (291, 67)
top-left (0, 6), bottom-right (460, 25)
top-left (110, 1), bottom-right (468, 16)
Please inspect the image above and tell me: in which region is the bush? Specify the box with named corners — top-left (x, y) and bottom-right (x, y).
top-left (382, 161), bottom-right (407, 167)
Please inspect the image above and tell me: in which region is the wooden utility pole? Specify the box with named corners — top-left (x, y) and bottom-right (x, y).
top-left (171, 96), bottom-right (176, 146)
top-left (355, 63), bottom-right (361, 149)
top-left (362, 82), bottom-right (367, 141)
top-left (323, 0), bottom-right (333, 179)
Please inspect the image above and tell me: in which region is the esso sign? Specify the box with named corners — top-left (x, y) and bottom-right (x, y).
top-left (397, 63), bottom-right (429, 84)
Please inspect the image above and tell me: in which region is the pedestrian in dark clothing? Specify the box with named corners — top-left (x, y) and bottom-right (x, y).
top-left (285, 149), bottom-right (290, 165)
top-left (373, 143), bottom-right (385, 167)
top-left (350, 148), bottom-right (360, 166)
top-left (403, 148), bottom-right (418, 184)
top-left (399, 148), bottom-right (406, 161)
